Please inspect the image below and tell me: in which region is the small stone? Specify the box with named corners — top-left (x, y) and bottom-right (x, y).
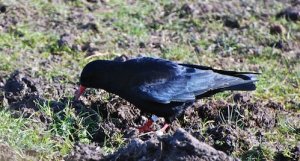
top-left (86, 0), bottom-right (98, 3)
top-left (266, 101), bottom-right (284, 110)
top-left (155, 130), bottom-right (164, 136)
top-left (292, 142), bottom-right (300, 160)
top-left (139, 42), bottom-right (146, 48)
top-left (65, 143), bottom-right (103, 161)
top-left (57, 33), bottom-right (75, 48)
top-left (0, 4), bottom-right (7, 13)
top-left (179, 3), bottom-right (194, 18)
top-left (273, 40), bottom-right (284, 49)
top-left (270, 24), bottom-right (286, 35)
top-left (81, 22), bottom-right (99, 32)
top-left (113, 55), bottom-right (130, 62)
top-left (224, 16), bottom-right (240, 28)
top-left (276, 7), bottom-right (300, 21)
top-left (194, 46), bottom-right (202, 54)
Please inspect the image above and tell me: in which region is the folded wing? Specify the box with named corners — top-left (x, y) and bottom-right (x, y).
top-left (134, 62), bottom-right (258, 104)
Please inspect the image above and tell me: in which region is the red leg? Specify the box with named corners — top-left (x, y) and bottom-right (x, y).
top-left (155, 123), bottom-right (170, 136)
top-left (160, 123), bottom-right (170, 132)
top-left (138, 119), bottom-right (154, 133)
top-left (138, 115), bottom-right (170, 134)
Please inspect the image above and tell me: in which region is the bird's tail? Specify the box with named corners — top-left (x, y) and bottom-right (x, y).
top-left (224, 73), bottom-right (258, 91)
top-left (224, 80), bottom-right (256, 91)
top-left (179, 63), bottom-right (260, 95)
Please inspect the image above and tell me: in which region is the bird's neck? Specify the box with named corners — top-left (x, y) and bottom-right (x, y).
top-left (99, 62), bottom-right (125, 94)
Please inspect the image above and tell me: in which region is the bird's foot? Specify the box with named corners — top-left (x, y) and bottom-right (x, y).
top-left (138, 115), bottom-right (159, 133)
top-left (138, 115), bottom-right (169, 135)
top-left (155, 123), bottom-right (169, 136)
top-left (138, 119), bottom-right (154, 133)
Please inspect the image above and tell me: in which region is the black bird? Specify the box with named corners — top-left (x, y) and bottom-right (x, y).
top-left (75, 57), bottom-right (258, 132)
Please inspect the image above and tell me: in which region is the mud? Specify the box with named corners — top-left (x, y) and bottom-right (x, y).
top-left (292, 142), bottom-right (300, 161)
top-left (4, 71), bottom-right (39, 104)
top-left (106, 128), bottom-right (239, 161)
top-left (65, 143), bottom-right (104, 161)
top-left (0, 143), bottom-right (22, 161)
top-left (276, 6), bottom-right (300, 21)
top-left (196, 97), bottom-right (278, 130)
top-left (3, 71), bottom-right (66, 113)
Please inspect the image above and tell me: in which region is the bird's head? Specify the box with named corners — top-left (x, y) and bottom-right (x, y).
top-left (74, 60), bottom-right (115, 100)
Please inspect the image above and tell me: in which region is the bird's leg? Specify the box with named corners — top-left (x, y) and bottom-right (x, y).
top-left (138, 115), bottom-right (158, 133)
top-left (138, 119), bottom-right (153, 133)
top-left (155, 123), bottom-right (170, 136)
top-left (160, 123), bottom-right (169, 132)
top-left (138, 115), bottom-right (170, 134)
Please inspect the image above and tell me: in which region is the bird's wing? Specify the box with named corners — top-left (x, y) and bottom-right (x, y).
top-left (135, 75), bottom-right (195, 104)
top-left (132, 62), bottom-right (256, 104)
top-left (124, 57), bottom-right (194, 104)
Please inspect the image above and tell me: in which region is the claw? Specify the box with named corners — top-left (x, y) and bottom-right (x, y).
top-left (155, 123), bottom-right (169, 136)
top-left (138, 115), bottom-right (170, 134)
top-left (138, 119), bottom-right (154, 133)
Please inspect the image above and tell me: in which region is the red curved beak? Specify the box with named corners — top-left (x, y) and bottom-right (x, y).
top-left (74, 85), bottom-right (86, 100)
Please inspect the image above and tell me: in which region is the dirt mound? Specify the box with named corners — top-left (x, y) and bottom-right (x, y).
top-left (65, 142), bottom-right (104, 161)
top-left (0, 3), bottom-right (34, 31)
top-left (3, 70), bottom-right (103, 136)
top-left (4, 70), bottom-right (39, 104)
top-left (3, 70), bottom-right (66, 114)
top-left (0, 143), bottom-right (21, 161)
top-left (2, 70), bottom-right (141, 146)
top-left (89, 96), bottom-right (142, 143)
top-left (196, 95), bottom-right (278, 130)
top-left (292, 142), bottom-right (300, 160)
top-left (276, 6), bottom-right (300, 21)
top-left (106, 128), bottom-right (239, 161)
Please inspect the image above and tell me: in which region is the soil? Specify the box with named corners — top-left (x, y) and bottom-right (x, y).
top-left (0, 143), bottom-right (21, 161)
top-left (105, 128), bottom-right (239, 161)
top-left (2, 69), bottom-right (299, 161)
top-left (65, 143), bottom-right (104, 161)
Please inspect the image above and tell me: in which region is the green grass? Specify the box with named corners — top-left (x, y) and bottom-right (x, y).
top-left (102, 132), bottom-right (126, 154)
top-left (246, 47), bottom-right (300, 108)
top-left (241, 145), bottom-right (276, 161)
top-left (0, 109), bottom-right (59, 159)
top-left (0, 100), bottom-right (95, 159)
top-left (100, 1), bottom-right (154, 38)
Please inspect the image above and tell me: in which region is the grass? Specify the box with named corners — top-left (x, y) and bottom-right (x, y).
top-left (241, 145), bottom-right (276, 161)
top-left (102, 132), bottom-right (126, 154)
top-left (0, 0), bottom-right (299, 160)
top-left (0, 109), bottom-right (60, 159)
top-left (218, 104), bottom-right (245, 127)
top-left (0, 99), bottom-right (97, 159)
top-left (247, 47), bottom-right (300, 108)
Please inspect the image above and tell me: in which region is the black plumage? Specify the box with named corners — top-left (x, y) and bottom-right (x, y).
top-left (77, 57), bottom-right (258, 120)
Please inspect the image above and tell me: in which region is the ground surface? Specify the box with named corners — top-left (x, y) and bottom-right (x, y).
top-left (0, 0), bottom-right (299, 160)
